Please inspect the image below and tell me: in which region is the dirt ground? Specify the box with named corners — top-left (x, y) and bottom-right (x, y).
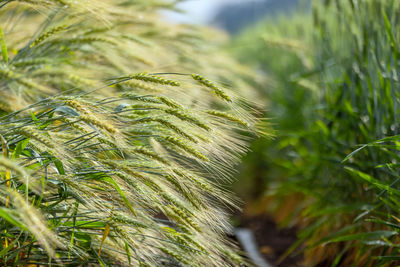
top-left (236, 214), bottom-right (302, 267)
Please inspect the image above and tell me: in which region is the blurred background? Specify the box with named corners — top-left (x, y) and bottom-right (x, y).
top-left (164, 0), bottom-right (300, 30)
top-left (169, 1), bottom-right (400, 266)
top-left (165, 1), bottom-right (307, 266)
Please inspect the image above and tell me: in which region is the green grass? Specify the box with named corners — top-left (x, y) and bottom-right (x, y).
top-left (232, 0), bottom-right (400, 265)
top-left (0, 1), bottom-right (262, 266)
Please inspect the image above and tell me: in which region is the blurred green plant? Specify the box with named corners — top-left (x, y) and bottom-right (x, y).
top-left (232, 0), bottom-right (400, 265)
top-left (0, 0), bottom-right (263, 266)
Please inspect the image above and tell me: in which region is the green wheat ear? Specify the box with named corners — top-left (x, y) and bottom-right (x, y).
top-left (192, 74), bottom-right (232, 102)
top-left (0, 0), bottom-right (265, 266)
top-left (0, 26), bottom-right (8, 64)
top-left (128, 73), bottom-right (181, 86)
top-left (206, 110), bottom-right (250, 127)
top-left (30, 25), bottom-right (68, 48)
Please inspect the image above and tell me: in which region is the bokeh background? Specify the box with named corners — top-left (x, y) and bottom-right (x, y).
top-left (166, 1), bottom-right (307, 266)
top-left (164, 0), bottom-right (300, 31)
top-left (168, 1), bottom-right (400, 266)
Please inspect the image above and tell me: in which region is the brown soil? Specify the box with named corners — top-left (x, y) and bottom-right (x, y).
top-left (236, 214), bottom-right (303, 267)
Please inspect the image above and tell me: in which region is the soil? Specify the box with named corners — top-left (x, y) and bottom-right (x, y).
top-left (236, 214), bottom-right (303, 267)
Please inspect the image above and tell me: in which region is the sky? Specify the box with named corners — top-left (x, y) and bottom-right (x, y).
top-left (163, 0), bottom-right (262, 25)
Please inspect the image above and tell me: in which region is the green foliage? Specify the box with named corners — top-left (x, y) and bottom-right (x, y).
top-left (0, 0), bottom-right (262, 266)
top-left (233, 0), bottom-right (400, 265)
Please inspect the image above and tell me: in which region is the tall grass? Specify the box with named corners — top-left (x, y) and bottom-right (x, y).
top-left (232, 0), bottom-right (400, 265)
top-left (0, 1), bottom-right (262, 266)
